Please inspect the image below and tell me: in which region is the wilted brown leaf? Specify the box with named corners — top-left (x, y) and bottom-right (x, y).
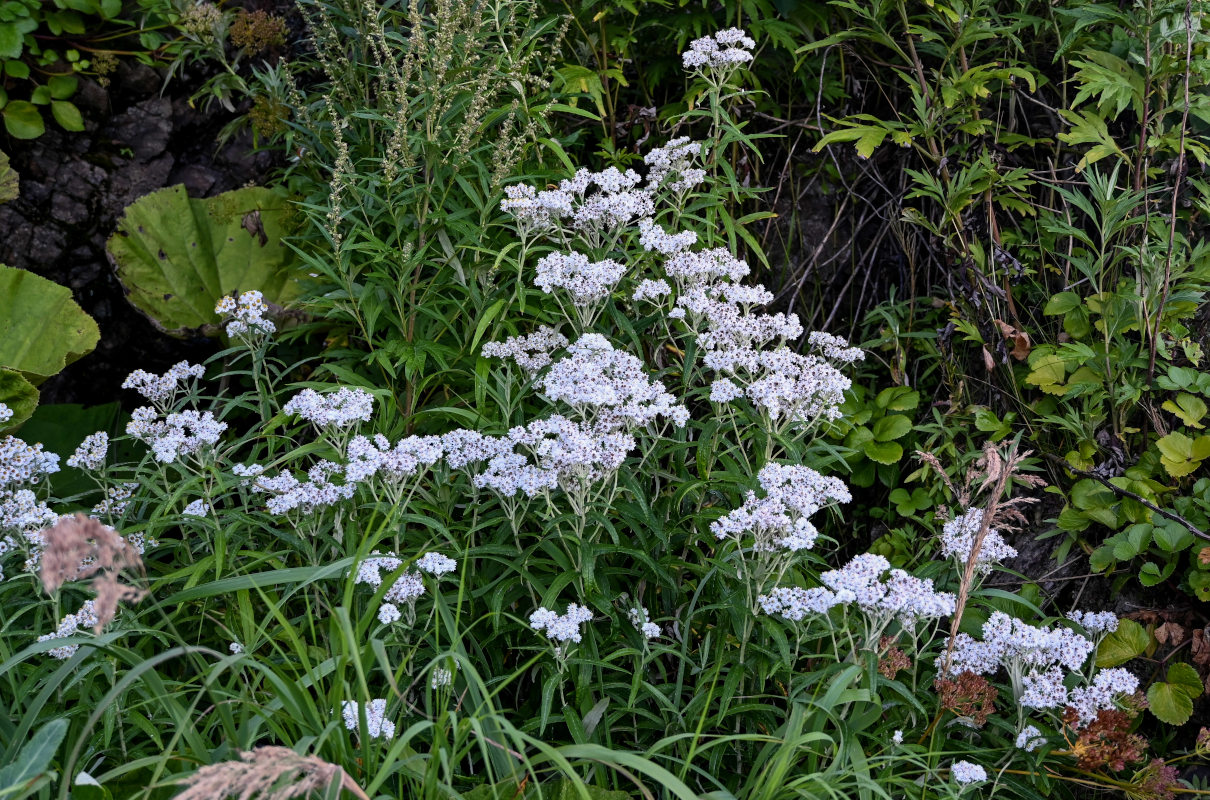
top-left (1199, 546), bottom-right (1210, 566)
top-left (1155, 622), bottom-right (1187, 647)
top-left (993, 319), bottom-right (1032, 360)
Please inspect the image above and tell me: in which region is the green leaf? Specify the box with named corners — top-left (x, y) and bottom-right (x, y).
top-left (3, 59), bottom-right (28, 78)
top-left (1162, 393), bottom-right (1207, 428)
top-left (0, 150), bottom-right (16, 204)
top-left (1025, 353), bottom-right (1066, 391)
top-left (1148, 680), bottom-right (1196, 725)
top-left (0, 23), bottom-right (25, 61)
top-left (0, 266), bottom-right (99, 384)
top-left (107, 185), bottom-right (303, 338)
top-left (1096, 618), bottom-right (1149, 668)
top-left (875, 386), bottom-right (919, 411)
top-left (0, 718), bottom-right (68, 796)
top-left (47, 74), bottom-right (77, 100)
top-left (871, 414), bottom-right (912, 442)
top-left (1138, 561), bottom-right (1175, 587)
top-left (1167, 662), bottom-right (1204, 696)
top-left (1153, 522), bottom-right (1194, 553)
top-left (862, 439), bottom-right (903, 465)
top-left (50, 100), bottom-right (83, 131)
top-left (0, 367), bottom-right (37, 430)
top-left (1044, 291), bottom-right (1082, 315)
top-left (3, 100), bottom-right (44, 139)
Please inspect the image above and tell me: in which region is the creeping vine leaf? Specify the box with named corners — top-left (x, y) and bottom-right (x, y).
top-left (106, 185), bottom-right (303, 338)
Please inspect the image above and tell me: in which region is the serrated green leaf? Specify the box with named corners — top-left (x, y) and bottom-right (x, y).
top-left (1096, 618), bottom-right (1149, 668)
top-left (1044, 291), bottom-right (1081, 315)
top-left (1148, 680), bottom-right (1195, 725)
top-left (1166, 662), bottom-right (1203, 696)
top-left (1162, 393), bottom-right (1207, 428)
top-left (0, 150), bottom-right (16, 204)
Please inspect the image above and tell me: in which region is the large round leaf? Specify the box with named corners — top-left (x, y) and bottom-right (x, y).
top-left (0, 149), bottom-right (16, 204)
top-left (0, 367), bottom-right (38, 431)
top-left (0, 265), bottom-right (99, 384)
top-left (106, 185), bottom-right (303, 338)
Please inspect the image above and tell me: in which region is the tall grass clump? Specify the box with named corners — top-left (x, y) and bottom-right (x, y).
top-left (1, 15), bottom-right (1204, 800)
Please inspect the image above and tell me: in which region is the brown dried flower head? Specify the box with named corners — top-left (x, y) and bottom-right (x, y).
top-left (935, 671), bottom-right (998, 728)
top-left (1128, 759), bottom-right (1182, 800)
top-left (877, 636), bottom-right (911, 680)
top-left (39, 514), bottom-right (146, 632)
top-left (1065, 705), bottom-right (1147, 773)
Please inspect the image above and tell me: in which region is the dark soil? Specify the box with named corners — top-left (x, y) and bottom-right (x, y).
top-left (1, 61), bottom-right (281, 405)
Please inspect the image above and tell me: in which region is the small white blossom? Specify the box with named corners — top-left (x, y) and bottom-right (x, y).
top-left (950, 761), bottom-right (987, 785)
top-left (341, 699), bottom-right (395, 740)
top-left (66, 432), bottom-right (109, 471)
top-left (216, 290), bottom-right (275, 339)
top-left (1016, 725), bottom-right (1045, 752)
top-left (283, 387), bottom-right (374, 430)
top-left (530, 604), bottom-right (594, 645)
top-left (182, 499), bottom-right (210, 517)
top-left (628, 607), bottom-right (660, 639)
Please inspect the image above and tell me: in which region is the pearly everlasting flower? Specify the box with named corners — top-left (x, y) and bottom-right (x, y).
top-left (710, 378), bottom-right (744, 404)
top-left (500, 183), bottom-right (572, 233)
top-left (1067, 610), bottom-right (1118, 635)
top-left (66, 432), bottom-right (108, 471)
top-left (637, 219), bottom-right (698, 254)
top-left (758, 586), bottom-right (846, 621)
top-left (941, 611), bottom-right (1096, 680)
top-left (632, 279), bottom-right (673, 304)
top-left (0, 403), bottom-right (11, 425)
top-left (441, 429), bottom-right (514, 471)
top-left (682, 28), bottom-right (755, 73)
top-left (283, 387), bottom-right (374, 430)
top-left (538, 335), bottom-right (688, 430)
top-left (938, 508), bottom-right (1017, 574)
top-left (216, 290), bottom-right (275, 339)
top-left (377, 602), bottom-right (401, 624)
top-left (482, 326), bottom-right (568, 374)
top-left (0, 436), bottom-right (61, 490)
top-left (950, 761), bottom-right (987, 785)
top-left (1016, 725), bottom-right (1045, 752)
top-left (253, 461), bottom-right (354, 516)
top-left (628, 607), bottom-right (660, 639)
top-left (817, 553), bottom-right (956, 627)
top-left (231, 463), bottom-right (264, 485)
top-left (182, 499), bottom-right (210, 517)
top-left (92, 482), bottom-right (137, 517)
top-left (341, 699), bottom-right (395, 740)
top-left (665, 248), bottom-right (750, 288)
top-left (892, 730), bottom-right (904, 745)
top-left (530, 604), bottom-right (594, 645)
top-left (1020, 666), bottom-right (1069, 710)
top-left (431, 666), bottom-right (453, 689)
top-left (807, 332), bottom-right (865, 363)
top-left (416, 552), bottom-right (456, 576)
top-left (345, 433), bottom-right (443, 485)
top-left (712, 462), bottom-right (851, 555)
top-left (127, 408), bottom-right (227, 463)
top-left (38, 600), bottom-right (101, 659)
top-left (535, 252), bottom-right (626, 309)
top-left (1067, 668), bottom-right (1140, 728)
top-left (122, 361), bottom-right (206, 409)
top-left (643, 139), bottom-right (706, 193)
top-left (229, 641), bottom-right (244, 654)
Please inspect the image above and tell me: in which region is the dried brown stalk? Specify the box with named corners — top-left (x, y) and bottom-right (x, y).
top-left (175, 747), bottom-right (371, 800)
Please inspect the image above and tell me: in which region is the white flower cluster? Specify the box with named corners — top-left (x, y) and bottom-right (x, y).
top-left (251, 461), bottom-right (354, 516)
top-left (283, 387), bottom-right (374, 430)
top-left (950, 761), bottom-right (987, 786)
top-left (430, 666), bottom-right (453, 689)
top-left (643, 139), bottom-right (705, 194)
top-left (682, 28), bottom-right (756, 73)
top-left (628, 606), bottom-right (660, 639)
top-left (938, 508), bottom-right (1017, 574)
top-left (712, 463), bottom-right (852, 553)
top-left (473, 415), bottom-right (634, 499)
top-left (537, 334), bottom-right (688, 430)
top-left (183, 499), bottom-right (210, 517)
top-left (1067, 609), bottom-right (1119, 635)
top-left (759, 553), bottom-right (955, 628)
top-left (345, 433), bottom-right (443, 485)
top-left (0, 403), bottom-right (12, 424)
top-left (1, 489), bottom-right (56, 534)
top-left (127, 407), bottom-right (227, 463)
top-left (632, 279), bottom-right (672, 304)
top-left (0, 435), bottom-right (60, 488)
top-left (1016, 724), bottom-right (1046, 752)
top-left (535, 252), bottom-right (626, 312)
top-left (215, 291), bottom-right (276, 339)
top-left (92, 482), bottom-right (137, 516)
top-left (352, 551), bottom-right (456, 622)
top-left (441, 429), bottom-right (514, 471)
top-left (341, 699), bottom-right (395, 740)
top-left (1067, 668), bottom-right (1139, 727)
top-left (66, 431), bottom-right (109, 471)
top-left (122, 361), bottom-right (206, 409)
top-left (482, 326), bottom-right (568, 374)
top-left (501, 166), bottom-right (654, 248)
top-left (530, 604), bottom-right (594, 645)
top-left (37, 600), bottom-right (100, 659)
top-left (807, 332), bottom-right (866, 364)
top-left (944, 611), bottom-right (1095, 678)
